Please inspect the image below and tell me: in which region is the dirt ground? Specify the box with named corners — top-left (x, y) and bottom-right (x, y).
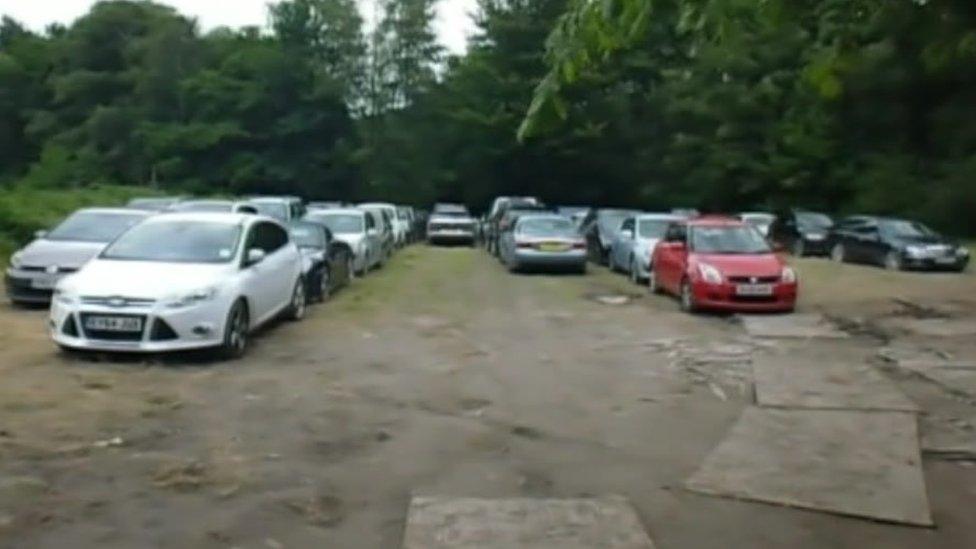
top-left (1, 247), bottom-right (975, 549)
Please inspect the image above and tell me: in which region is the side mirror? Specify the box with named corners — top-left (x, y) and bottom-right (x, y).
top-left (34, 230), bottom-right (48, 239)
top-left (246, 248), bottom-right (266, 266)
top-left (621, 229), bottom-right (634, 239)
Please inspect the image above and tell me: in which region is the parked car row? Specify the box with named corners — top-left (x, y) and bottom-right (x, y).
top-left (471, 197), bottom-right (970, 314)
top-left (5, 195), bottom-right (425, 359)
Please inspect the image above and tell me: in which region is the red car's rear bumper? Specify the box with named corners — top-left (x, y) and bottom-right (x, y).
top-left (691, 280), bottom-right (797, 312)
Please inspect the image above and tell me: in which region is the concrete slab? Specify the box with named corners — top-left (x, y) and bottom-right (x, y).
top-left (401, 496), bottom-right (657, 549)
top-left (740, 314), bottom-right (848, 339)
top-left (884, 318), bottom-right (976, 338)
top-left (686, 407), bottom-right (933, 526)
top-left (917, 368), bottom-right (976, 398)
top-left (753, 355), bottom-right (919, 412)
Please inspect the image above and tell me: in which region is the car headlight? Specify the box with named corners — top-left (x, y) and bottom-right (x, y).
top-left (781, 266), bottom-right (797, 283)
top-left (53, 287), bottom-right (77, 305)
top-left (9, 252), bottom-right (23, 269)
top-left (905, 245), bottom-right (925, 258)
top-left (958, 247), bottom-right (970, 257)
top-left (165, 287), bottom-right (218, 309)
top-left (805, 233), bottom-right (825, 241)
top-left (697, 262), bottom-right (723, 284)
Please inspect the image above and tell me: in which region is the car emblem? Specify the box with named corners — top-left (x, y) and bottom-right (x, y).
top-left (46, 265), bottom-right (59, 274)
top-left (750, 276), bottom-right (758, 284)
top-left (108, 297), bottom-right (127, 308)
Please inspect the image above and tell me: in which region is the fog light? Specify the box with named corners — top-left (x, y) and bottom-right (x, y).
top-left (192, 323), bottom-right (215, 336)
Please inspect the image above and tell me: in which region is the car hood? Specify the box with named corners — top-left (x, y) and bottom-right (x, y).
top-left (15, 239), bottom-right (107, 269)
top-left (694, 253), bottom-right (784, 277)
top-left (62, 259), bottom-right (232, 298)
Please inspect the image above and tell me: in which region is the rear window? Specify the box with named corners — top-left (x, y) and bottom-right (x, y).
top-left (46, 212), bottom-right (147, 243)
top-left (517, 217), bottom-right (577, 237)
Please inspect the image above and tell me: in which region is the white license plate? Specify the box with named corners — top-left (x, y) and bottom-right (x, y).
top-left (84, 316), bottom-right (143, 332)
top-left (31, 276), bottom-right (58, 290)
top-left (736, 284), bottom-right (774, 296)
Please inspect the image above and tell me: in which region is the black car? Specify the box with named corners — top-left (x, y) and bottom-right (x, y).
top-left (579, 208), bottom-right (641, 264)
top-left (288, 222), bottom-right (353, 301)
top-left (827, 216), bottom-right (969, 272)
top-left (768, 210), bottom-right (834, 257)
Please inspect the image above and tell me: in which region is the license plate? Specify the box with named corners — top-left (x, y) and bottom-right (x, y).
top-left (84, 316), bottom-right (143, 332)
top-left (935, 257), bottom-right (957, 265)
top-left (538, 243), bottom-right (569, 252)
top-left (31, 276), bottom-right (58, 290)
top-left (736, 284), bottom-right (774, 296)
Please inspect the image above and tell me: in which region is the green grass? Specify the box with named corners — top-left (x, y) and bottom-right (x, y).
top-left (0, 184), bottom-right (160, 268)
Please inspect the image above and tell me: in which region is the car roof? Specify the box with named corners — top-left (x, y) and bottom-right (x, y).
top-left (635, 213), bottom-right (682, 221)
top-left (307, 208), bottom-right (364, 216)
top-left (686, 215), bottom-right (746, 227)
top-left (78, 207), bottom-right (152, 216)
top-left (359, 202), bottom-right (396, 209)
top-left (516, 214), bottom-right (572, 222)
top-left (150, 212), bottom-right (270, 225)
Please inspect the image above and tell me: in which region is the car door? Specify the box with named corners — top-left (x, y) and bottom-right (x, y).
top-left (856, 224), bottom-right (888, 265)
top-left (613, 218), bottom-right (636, 267)
top-left (240, 223), bottom-right (275, 321)
top-left (847, 223), bottom-right (879, 264)
top-left (254, 222), bottom-right (295, 321)
top-left (656, 223), bottom-right (688, 291)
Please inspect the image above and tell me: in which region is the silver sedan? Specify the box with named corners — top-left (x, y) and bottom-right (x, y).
top-left (498, 215), bottom-right (587, 274)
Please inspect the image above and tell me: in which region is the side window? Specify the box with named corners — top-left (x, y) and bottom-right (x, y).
top-left (292, 202), bottom-right (304, 220)
top-left (621, 219), bottom-right (635, 233)
top-left (365, 213), bottom-right (375, 230)
top-left (253, 222), bottom-right (289, 254)
top-left (665, 223), bottom-right (687, 243)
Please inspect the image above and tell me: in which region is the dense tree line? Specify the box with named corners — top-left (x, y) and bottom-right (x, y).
top-left (1, 0), bottom-right (974, 235)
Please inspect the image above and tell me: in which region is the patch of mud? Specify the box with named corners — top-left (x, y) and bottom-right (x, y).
top-left (152, 460), bottom-right (211, 492)
top-left (510, 425), bottom-right (545, 440)
top-left (284, 493), bottom-right (345, 528)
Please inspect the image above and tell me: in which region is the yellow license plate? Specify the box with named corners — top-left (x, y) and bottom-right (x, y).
top-left (538, 243), bottom-right (568, 252)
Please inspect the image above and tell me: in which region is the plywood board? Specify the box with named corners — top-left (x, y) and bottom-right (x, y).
top-left (740, 314), bottom-right (848, 339)
top-left (686, 407), bottom-right (933, 526)
top-left (753, 356), bottom-right (918, 412)
top-left (401, 496), bottom-right (657, 549)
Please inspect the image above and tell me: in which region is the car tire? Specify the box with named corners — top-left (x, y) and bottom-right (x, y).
top-left (679, 279), bottom-right (698, 313)
top-left (831, 243), bottom-right (846, 263)
top-left (648, 269), bottom-right (662, 294)
top-left (345, 256), bottom-right (355, 285)
top-left (885, 251), bottom-right (903, 271)
top-left (218, 300), bottom-right (249, 360)
top-left (284, 279), bottom-right (307, 321)
top-left (792, 239), bottom-right (805, 257)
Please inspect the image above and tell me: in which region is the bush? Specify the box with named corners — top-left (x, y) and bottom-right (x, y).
top-left (0, 184), bottom-right (159, 266)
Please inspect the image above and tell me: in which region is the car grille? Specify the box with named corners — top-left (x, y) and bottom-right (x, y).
top-left (19, 265), bottom-right (78, 274)
top-left (80, 296), bottom-right (157, 308)
top-left (429, 223), bottom-right (473, 232)
top-left (79, 313), bottom-right (147, 341)
top-left (149, 319), bottom-right (179, 341)
top-left (728, 276), bottom-right (780, 284)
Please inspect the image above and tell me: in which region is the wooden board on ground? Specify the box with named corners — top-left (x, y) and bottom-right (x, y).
top-left (883, 318), bottom-right (976, 338)
top-left (686, 407), bottom-right (933, 527)
top-left (739, 314), bottom-right (848, 339)
top-left (753, 355), bottom-right (918, 412)
top-left (401, 496), bottom-right (657, 549)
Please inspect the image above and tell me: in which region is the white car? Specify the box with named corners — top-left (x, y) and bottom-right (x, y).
top-left (304, 208), bottom-right (383, 275)
top-left (608, 213), bottom-right (683, 283)
top-left (50, 213), bottom-right (306, 358)
top-left (359, 202), bottom-right (404, 247)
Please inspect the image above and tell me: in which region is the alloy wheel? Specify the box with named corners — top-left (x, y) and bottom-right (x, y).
top-left (629, 258), bottom-right (640, 284)
top-left (885, 251), bottom-right (902, 271)
top-left (792, 239), bottom-right (805, 257)
top-left (319, 268), bottom-right (331, 301)
top-left (680, 280), bottom-right (696, 313)
top-left (227, 303), bottom-right (249, 357)
top-left (291, 281), bottom-right (306, 320)
top-left (831, 244), bottom-right (845, 262)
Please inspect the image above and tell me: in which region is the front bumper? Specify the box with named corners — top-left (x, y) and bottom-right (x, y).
top-left (901, 255), bottom-right (969, 271)
top-left (5, 270), bottom-right (68, 304)
top-left (512, 249), bottom-right (587, 269)
top-left (428, 230), bottom-right (474, 243)
top-left (50, 298), bottom-right (231, 353)
top-left (691, 280), bottom-right (797, 312)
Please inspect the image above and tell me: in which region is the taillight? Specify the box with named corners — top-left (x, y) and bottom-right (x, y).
top-left (572, 241), bottom-right (585, 249)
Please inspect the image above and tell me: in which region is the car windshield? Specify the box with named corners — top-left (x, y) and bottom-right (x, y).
top-left (518, 217), bottom-right (577, 237)
top-left (880, 220), bottom-right (936, 239)
top-left (638, 219), bottom-right (671, 238)
top-left (690, 225), bottom-right (771, 254)
top-left (250, 202), bottom-right (289, 221)
top-left (796, 212), bottom-right (833, 229)
top-left (289, 226), bottom-right (325, 248)
top-left (101, 221), bottom-right (241, 263)
top-left (598, 211), bottom-right (634, 231)
top-left (46, 212), bottom-right (146, 243)
top-left (173, 201), bottom-right (233, 212)
top-left (434, 206), bottom-right (470, 216)
top-left (309, 213), bottom-right (364, 234)
top-left (128, 198), bottom-right (174, 210)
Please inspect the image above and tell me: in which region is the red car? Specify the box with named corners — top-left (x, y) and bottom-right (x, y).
top-left (649, 217), bottom-right (797, 313)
